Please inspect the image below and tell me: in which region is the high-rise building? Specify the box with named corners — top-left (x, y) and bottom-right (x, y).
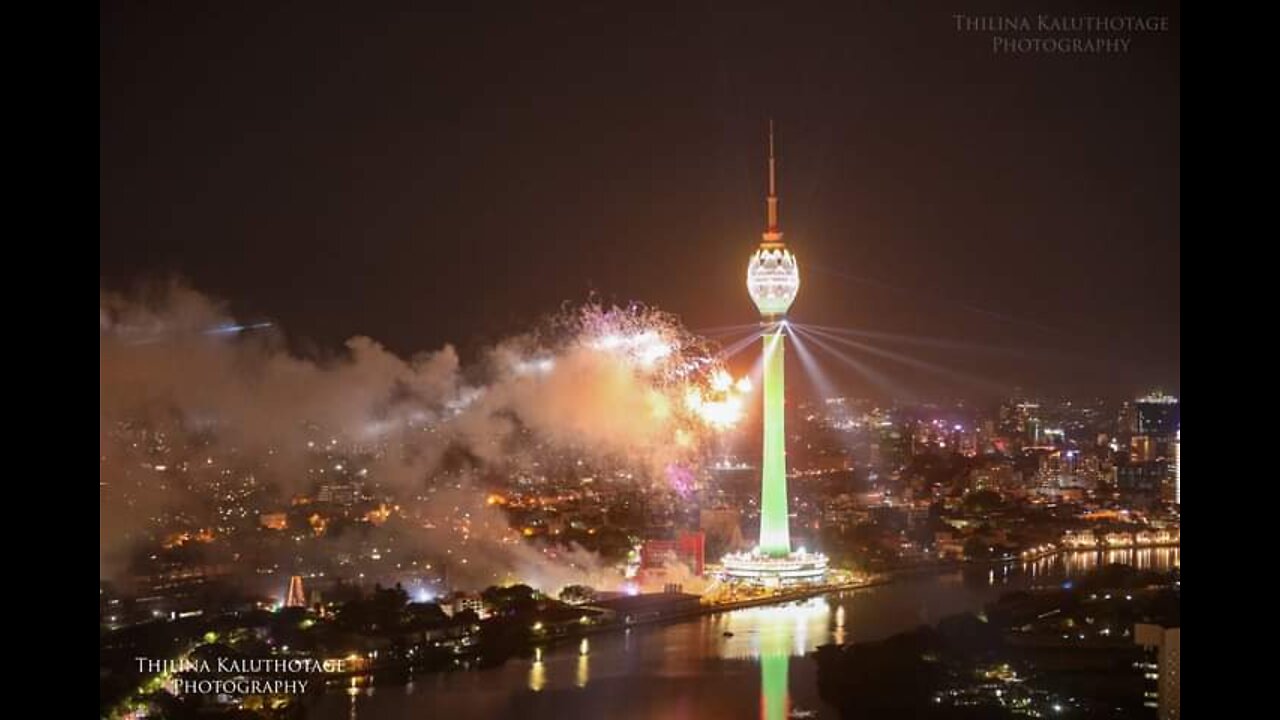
top-left (1117, 401), bottom-right (1138, 437)
top-left (1134, 392), bottom-right (1179, 435)
top-left (1172, 429), bottom-right (1180, 505)
top-left (723, 122), bottom-right (827, 586)
top-left (1134, 624), bottom-right (1180, 719)
top-left (1115, 462), bottom-right (1166, 507)
top-left (1130, 435), bottom-right (1157, 463)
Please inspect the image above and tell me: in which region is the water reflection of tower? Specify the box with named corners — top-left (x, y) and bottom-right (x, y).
top-left (761, 653), bottom-right (789, 720)
top-left (720, 599), bottom-right (830, 720)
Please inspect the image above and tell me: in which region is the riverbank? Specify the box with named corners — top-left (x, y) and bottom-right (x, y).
top-left (309, 546), bottom-right (1183, 720)
top-left (322, 577), bottom-right (886, 683)
top-left (326, 543), bottom-right (1180, 684)
top-left (1016, 541), bottom-right (1181, 563)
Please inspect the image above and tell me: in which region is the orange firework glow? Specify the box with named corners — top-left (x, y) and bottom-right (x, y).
top-left (161, 528), bottom-right (216, 549)
top-left (364, 504), bottom-right (392, 525)
top-left (684, 369), bottom-right (752, 430)
top-left (507, 303), bottom-right (755, 454)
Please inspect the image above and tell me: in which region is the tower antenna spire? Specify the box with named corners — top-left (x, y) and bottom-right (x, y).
top-left (768, 119), bottom-right (776, 199)
top-left (764, 119), bottom-right (783, 245)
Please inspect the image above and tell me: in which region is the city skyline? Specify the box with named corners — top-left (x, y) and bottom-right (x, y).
top-left (101, 5), bottom-right (1179, 719)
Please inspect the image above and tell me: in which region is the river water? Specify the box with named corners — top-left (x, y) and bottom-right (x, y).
top-left (308, 547), bottom-right (1178, 720)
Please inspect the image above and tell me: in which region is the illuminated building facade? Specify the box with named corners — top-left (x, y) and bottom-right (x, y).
top-left (723, 122), bottom-right (827, 586)
top-left (285, 575), bottom-right (307, 608)
top-left (1135, 624), bottom-right (1180, 719)
top-left (443, 591), bottom-right (492, 619)
top-left (1135, 392), bottom-right (1179, 435)
top-left (1115, 462), bottom-right (1166, 508)
top-left (1129, 435), bottom-right (1156, 463)
top-left (1133, 392), bottom-right (1179, 475)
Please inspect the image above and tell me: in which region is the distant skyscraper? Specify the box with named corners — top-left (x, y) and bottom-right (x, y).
top-left (1117, 401), bottom-right (1137, 437)
top-left (1172, 429), bottom-right (1180, 505)
top-left (1134, 391), bottom-right (1179, 435)
top-left (1135, 624), bottom-right (1180, 719)
top-left (1115, 462), bottom-right (1166, 507)
top-left (1130, 435), bottom-right (1157, 463)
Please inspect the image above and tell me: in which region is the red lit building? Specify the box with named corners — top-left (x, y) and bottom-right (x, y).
top-left (640, 530), bottom-right (705, 577)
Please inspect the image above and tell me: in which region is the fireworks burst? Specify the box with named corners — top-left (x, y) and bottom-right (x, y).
top-left (570, 303), bottom-right (714, 384)
top-left (683, 368), bottom-right (753, 430)
top-left (558, 303), bottom-right (752, 433)
top-left (499, 301), bottom-right (753, 460)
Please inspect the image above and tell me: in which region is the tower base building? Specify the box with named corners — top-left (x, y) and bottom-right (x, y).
top-left (721, 546), bottom-right (829, 588)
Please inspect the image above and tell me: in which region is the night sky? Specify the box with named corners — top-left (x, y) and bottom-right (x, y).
top-left (101, 1), bottom-right (1179, 402)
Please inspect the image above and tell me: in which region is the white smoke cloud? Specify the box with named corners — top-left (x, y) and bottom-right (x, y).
top-left (100, 280), bottom-right (722, 593)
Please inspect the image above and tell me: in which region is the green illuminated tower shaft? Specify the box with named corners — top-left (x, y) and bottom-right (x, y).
top-left (758, 326), bottom-right (790, 556)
